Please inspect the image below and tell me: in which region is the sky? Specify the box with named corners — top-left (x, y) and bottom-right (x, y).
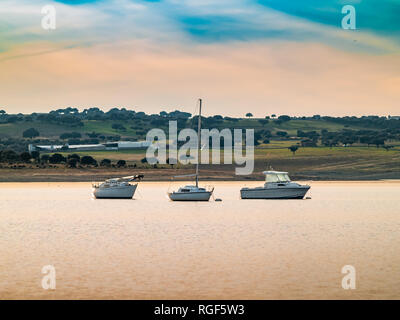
top-left (0, 0), bottom-right (399, 117)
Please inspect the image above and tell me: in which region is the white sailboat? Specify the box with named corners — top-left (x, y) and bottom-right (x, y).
top-left (168, 99), bottom-right (214, 201)
top-left (92, 174), bottom-right (143, 199)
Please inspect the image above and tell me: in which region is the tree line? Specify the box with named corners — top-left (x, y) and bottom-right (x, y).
top-left (0, 150), bottom-right (132, 168)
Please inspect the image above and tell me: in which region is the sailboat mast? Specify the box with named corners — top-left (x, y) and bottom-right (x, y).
top-left (196, 98), bottom-right (202, 188)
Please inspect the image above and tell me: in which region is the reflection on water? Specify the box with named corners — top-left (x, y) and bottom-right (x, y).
top-left (0, 181), bottom-right (399, 299)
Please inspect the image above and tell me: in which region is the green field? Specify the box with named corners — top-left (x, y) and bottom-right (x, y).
top-left (1, 116), bottom-right (399, 181)
top-left (46, 142), bottom-right (399, 164)
top-left (57, 144), bottom-right (400, 179)
top-left (58, 149), bottom-right (147, 161)
top-left (0, 118), bottom-right (380, 140)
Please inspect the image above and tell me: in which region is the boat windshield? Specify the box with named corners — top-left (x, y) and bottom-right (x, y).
top-left (266, 173), bottom-right (291, 183)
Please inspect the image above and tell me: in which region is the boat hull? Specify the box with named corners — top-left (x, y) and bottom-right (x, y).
top-left (168, 191), bottom-right (212, 201)
top-left (240, 186), bottom-right (310, 199)
top-left (93, 184), bottom-right (138, 199)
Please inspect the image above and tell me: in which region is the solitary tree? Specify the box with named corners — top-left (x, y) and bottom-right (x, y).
top-left (23, 128), bottom-right (40, 139)
top-left (383, 145), bottom-right (394, 151)
top-left (278, 115), bottom-right (291, 122)
top-left (245, 113), bottom-right (253, 118)
top-left (288, 145), bottom-right (299, 156)
top-left (276, 131), bottom-right (288, 137)
top-left (373, 139), bottom-right (385, 148)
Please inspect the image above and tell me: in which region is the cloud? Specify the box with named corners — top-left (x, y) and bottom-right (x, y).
top-left (0, 0), bottom-right (399, 115)
top-left (1, 39), bottom-right (399, 116)
top-left (162, 0), bottom-right (400, 53)
top-left (257, 0), bottom-right (400, 36)
top-left (53, 0), bottom-right (103, 4)
top-left (0, 0), bottom-right (399, 56)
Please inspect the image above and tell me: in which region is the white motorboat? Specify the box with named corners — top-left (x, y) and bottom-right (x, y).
top-left (168, 99), bottom-right (214, 201)
top-left (240, 171), bottom-right (310, 199)
top-left (92, 175), bottom-right (143, 199)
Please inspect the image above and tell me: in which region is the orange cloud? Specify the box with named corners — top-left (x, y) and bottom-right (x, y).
top-left (0, 40), bottom-right (399, 116)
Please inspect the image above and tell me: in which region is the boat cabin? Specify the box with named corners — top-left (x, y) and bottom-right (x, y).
top-left (178, 185), bottom-right (206, 193)
top-left (93, 175), bottom-right (143, 189)
top-left (263, 171), bottom-right (291, 184)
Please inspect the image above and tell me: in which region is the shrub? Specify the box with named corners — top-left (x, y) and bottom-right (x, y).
top-left (60, 132), bottom-right (81, 140)
top-left (117, 160), bottom-right (126, 167)
top-left (20, 152), bottom-right (32, 163)
top-left (67, 154), bottom-right (80, 162)
top-left (49, 153), bottom-right (66, 164)
top-left (0, 150), bottom-right (19, 163)
top-left (80, 156), bottom-right (97, 166)
top-left (31, 151), bottom-right (40, 160)
top-left (67, 158), bottom-right (78, 168)
top-left (112, 123), bottom-right (126, 131)
top-left (100, 159), bottom-right (111, 167)
top-left (41, 154), bottom-right (50, 163)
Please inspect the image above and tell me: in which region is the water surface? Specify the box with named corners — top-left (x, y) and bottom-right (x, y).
top-left (0, 181), bottom-right (399, 299)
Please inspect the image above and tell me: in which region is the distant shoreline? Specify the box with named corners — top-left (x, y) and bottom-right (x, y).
top-left (1, 167), bottom-right (399, 182)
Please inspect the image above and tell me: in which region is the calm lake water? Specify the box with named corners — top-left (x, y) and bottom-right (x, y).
top-left (0, 181), bottom-right (399, 299)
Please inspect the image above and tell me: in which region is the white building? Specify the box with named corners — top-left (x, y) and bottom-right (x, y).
top-left (28, 140), bottom-right (150, 153)
top-left (118, 141), bottom-right (151, 149)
